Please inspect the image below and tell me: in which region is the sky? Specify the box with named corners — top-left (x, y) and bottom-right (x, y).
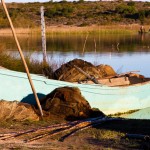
top-left (5, 0), bottom-right (50, 2)
top-left (4, 0), bottom-right (150, 3)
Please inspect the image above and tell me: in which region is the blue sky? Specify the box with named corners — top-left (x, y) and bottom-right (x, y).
top-left (5, 0), bottom-right (49, 2)
top-left (4, 0), bottom-right (150, 2)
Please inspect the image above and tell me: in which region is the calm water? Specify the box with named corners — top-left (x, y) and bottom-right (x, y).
top-left (1, 33), bottom-right (150, 76)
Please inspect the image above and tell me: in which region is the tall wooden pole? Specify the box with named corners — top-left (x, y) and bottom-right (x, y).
top-left (1, 0), bottom-right (43, 118)
top-left (41, 6), bottom-right (47, 63)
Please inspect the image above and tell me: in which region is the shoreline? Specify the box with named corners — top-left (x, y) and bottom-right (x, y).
top-left (0, 24), bottom-right (149, 35)
top-left (0, 117), bottom-right (150, 149)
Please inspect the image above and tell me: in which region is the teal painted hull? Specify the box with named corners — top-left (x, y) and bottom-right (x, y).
top-left (0, 69), bottom-right (150, 115)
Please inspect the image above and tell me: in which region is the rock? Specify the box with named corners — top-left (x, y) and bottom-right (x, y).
top-left (0, 100), bottom-right (39, 121)
top-left (40, 87), bottom-right (104, 120)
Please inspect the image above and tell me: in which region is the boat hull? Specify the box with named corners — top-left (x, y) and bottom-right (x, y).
top-left (0, 69), bottom-right (150, 115)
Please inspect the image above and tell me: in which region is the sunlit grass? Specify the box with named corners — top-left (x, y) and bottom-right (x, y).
top-left (33, 25), bottom-right (143, 35)
top-left (0, 50), bottom-right (54, 78)
top-left (0, 24), bottom-right (148, 35)
top-left (0, 28), bottom-right (31, 35)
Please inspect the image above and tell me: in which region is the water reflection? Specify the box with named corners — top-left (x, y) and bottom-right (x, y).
top-left (0, 33), bottom-right (150, 76)
top-left (1, 33), bottom-right (150, 52)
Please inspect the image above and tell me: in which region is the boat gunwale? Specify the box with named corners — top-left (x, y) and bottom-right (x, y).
top-left (1, 69), bottom-right (150, 90)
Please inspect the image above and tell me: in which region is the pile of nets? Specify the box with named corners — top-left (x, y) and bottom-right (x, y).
top-left (0, 100), bottom-right (39, 121)
top-left (54, 59), bottom-right (116, 82)
top-left (40, 87), bottom-right (105, 120)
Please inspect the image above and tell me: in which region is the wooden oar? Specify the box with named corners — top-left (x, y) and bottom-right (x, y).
top-left (0, 120), bottom-right (83, 140)
top-left (0, 117), bottom-right (123, 142)
top-left (73, 65), bottom-right (100, 84)
top-left (59, 117), bottom-right (121, 142)
top-left (26, 117), bottom-right (114, 142)
top-left (1, 0), bottom-right (43, 118)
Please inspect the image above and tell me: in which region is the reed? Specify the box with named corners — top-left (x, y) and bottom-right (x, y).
top-left (38, 25), bottom-right (140, 35)
top-left (0, 28), bottom-right (32, 35)
top-left (0, 50), bottom-right (54, 78)
top-left (0, 24), bottom-right (148, 35)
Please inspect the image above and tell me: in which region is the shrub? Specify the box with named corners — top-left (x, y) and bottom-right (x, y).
top-left (8, 8), bottom-right (21, 18)
top-left (45, 5), bottom-right (73, 18)
top-left (127, 1), bottom-right (135, 6)
top-left (138, 10), bottom-right (145, 24)
top-left (0, 18), bottom-right (9, 28)
top-left (45, 7), bottom-right (57, 18)
top-left (143, 2), bottom-right (150, 7)
top-left (116, 4), bottom-right (137, 16)
top-left (78, 0), bottom-right (84, 3)
top-left (145, 9), bottom-right (150, 17)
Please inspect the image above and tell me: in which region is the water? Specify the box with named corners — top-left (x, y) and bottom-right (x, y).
top-left (1, 33), bottom-right (150, 76)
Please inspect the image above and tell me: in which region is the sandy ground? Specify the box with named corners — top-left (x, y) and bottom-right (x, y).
top-left (0, 127), bottom-right (107, 150)
top-left (0, 134), bottom-right (104, 150)
top-left (0, 119), bottom-right (150, 150)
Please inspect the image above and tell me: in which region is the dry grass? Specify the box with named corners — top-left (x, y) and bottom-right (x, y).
top-left (30, 24), bottom-right (146, 35)
top-left (0, 28), bottom-right (32, 35)
top-left (0, 24), bottom-right (149, 35)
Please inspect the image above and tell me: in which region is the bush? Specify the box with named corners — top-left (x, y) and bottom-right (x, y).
top-left (8, 8), bottom-right (21, 18)
top-left (0, 18), bottom-right (9, 28)
top-left (138, 10), bottom-right (145, 24)
top-left (116, 4), bottom-right (137, 16)
top-left (143, 2), bottom-right (150, 7)
top-left (127, 1), bottom-right (135, 6)
top-left (45, 5), bottom-right (73, 18)
top-left (145, 9), bottom-right (150, 17)
top-left (78, 0), bottom-right (84, 3)
top-left (45, 7), bottom-right (57, 18)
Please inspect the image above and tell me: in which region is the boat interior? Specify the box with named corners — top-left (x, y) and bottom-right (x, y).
top-left (1, 67), bottom-right (150, 87)
top-left (76, 73), bottom-right (150, 87)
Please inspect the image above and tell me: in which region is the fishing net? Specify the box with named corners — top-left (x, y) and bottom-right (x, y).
top-left (40, 87), bottom-right (105, 120)
top-left (0, 100), bottom-right (39, 121)
top-left (54, 59), bottom-right (116, 82)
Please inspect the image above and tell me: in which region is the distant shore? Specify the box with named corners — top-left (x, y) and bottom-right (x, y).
top-left (0, 24), bottom-right (149, 35)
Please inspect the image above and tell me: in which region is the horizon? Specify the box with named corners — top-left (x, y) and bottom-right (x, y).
top-left (4, 0), bottom-right (150, 3)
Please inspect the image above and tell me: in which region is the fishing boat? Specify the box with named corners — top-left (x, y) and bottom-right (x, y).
top-left (0, 68), bottom-right (150, 115)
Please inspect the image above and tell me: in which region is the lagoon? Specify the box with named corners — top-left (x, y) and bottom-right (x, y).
top-left (1, 33), bottom-right (150, 77)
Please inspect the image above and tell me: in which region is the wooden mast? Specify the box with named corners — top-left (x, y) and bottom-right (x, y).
top-left (1, 0), bottom-right (43, 118)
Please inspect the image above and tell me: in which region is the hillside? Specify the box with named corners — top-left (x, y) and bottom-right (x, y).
top-left (0, 1), bottom-right (150, 28)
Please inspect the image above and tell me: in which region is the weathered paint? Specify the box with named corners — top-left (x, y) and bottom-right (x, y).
top-left (0, 69), bottom-right (150, 115)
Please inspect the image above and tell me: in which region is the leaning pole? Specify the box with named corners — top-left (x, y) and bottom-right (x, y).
top-left (1, 0), bottom-right (44, 119)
